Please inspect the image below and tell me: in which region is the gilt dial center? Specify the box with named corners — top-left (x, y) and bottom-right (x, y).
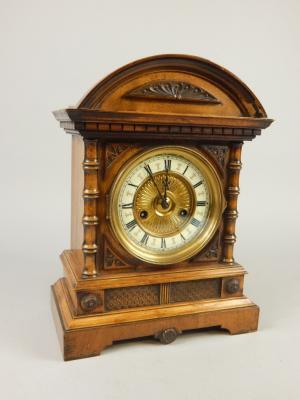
top-left (154, 195), bottom-right (174, 216)
top-left (161, 198), bottom-right (170, 209)
top-left (134, 171), bottom-right (196, 237)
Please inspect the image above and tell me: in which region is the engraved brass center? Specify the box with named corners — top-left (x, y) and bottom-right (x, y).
top-left (134, 172), bottom-right (195, 237)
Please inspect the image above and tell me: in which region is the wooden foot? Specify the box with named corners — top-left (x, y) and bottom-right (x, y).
top-left (221, 309), bottom-right (259, 335)
top-left (51, 279), bottom-right (259, 361)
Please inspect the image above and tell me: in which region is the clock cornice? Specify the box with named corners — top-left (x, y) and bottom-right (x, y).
top-left (54, 54), bottom-right (273, 140)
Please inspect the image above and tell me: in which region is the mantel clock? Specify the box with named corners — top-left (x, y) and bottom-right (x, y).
top-left (52, 55), bottom-right (273, 361)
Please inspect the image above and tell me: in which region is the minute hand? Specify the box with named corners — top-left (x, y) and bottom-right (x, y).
top-left (144, 164), bottom-right (165, 202)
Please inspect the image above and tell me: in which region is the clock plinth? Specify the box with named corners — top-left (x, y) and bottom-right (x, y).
top-left (51, 250), bottom-right (258, 360)
top-left (52, 55), bottom-right (272, 360)
top-left (52, 279), bottom-right (259, 361)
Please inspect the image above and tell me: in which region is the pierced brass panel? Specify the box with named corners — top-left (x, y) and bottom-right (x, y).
top-left (105, 285), bottom-right (160, 312)
top-left (104, 279), bottom-right (221, 312)
top-left (169, 279), bottom-right (221, 303)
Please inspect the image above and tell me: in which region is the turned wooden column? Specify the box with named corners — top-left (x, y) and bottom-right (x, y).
top-left (222, 142), bottom-right (242, 264)
top-left (82, 139), bottom-right (99, 277)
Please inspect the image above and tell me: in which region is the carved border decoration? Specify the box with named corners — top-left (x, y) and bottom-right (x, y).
top-left (61, 120), bottom-right (261, 141)
top-left (126, 80), bottom-right (221, 104)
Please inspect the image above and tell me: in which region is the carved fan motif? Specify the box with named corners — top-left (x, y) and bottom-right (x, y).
top-left (203, 145), bottom-right (229, 168)
top-left (105, 143), bottom-right (130, 168)
top-left (104, 246), bottom-right (126, 268)
top-left (191, 233), bottom-right (220, 262)
top-left (126, 80), bottom-right (220, 104)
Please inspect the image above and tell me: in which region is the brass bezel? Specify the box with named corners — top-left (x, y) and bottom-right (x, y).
top-left (109, 146), bottom-right (225, 265)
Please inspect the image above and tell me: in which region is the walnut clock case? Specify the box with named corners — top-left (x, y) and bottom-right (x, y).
top-left (52, 54), bottom-right (273, 361)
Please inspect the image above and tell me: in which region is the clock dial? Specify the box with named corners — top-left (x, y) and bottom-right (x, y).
top-left (110, 147), bottom-right (224, 264)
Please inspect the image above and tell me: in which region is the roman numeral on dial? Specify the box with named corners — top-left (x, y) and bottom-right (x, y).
top-left (190, 218), bottom-right (201, 228)
top-left (164, 159), bottom-right (171, 171)
top-left (161, 238), bottom-right (166, 249)
top-left (182, 165), bottom-right (189, 175)
top-left (193, 181), bottom-right (203, 189)
top-left (196, 201), bottom-right (207, 206)
top-left (126, 219), bottom-right (137, 231)
top-left (140, 233), bottom-right (149, 245)
top-left (122, 203), bottom-right (133, 209)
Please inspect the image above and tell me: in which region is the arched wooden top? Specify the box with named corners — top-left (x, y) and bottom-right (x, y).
top-left (54, 54), bottom-right (273, 140)
top-left (78, 54), bottom-right (267, 119)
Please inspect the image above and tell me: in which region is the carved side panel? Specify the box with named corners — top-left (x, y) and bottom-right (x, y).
top-left (105, 285), bottom-right (160, 311)
top-left (169, 279), bottom-right (221, 303)
top-left (126, 80), bottom-right (221, 104)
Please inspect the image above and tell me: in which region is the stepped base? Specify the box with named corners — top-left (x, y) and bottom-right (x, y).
top-left (52, 278), bottom-right (259, 361)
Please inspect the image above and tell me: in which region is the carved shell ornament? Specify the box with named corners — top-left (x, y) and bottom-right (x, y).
top-left (126, 80), bottom-right (221, 104)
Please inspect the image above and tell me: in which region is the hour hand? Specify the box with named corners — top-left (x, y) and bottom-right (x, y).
top-left (162, 159), bottom-right (172, 201)
top-left (163, 167), bottom-right (170, 199)
top-left (163, 176), bottom-right (169, 192)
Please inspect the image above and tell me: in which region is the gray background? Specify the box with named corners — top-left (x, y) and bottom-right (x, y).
top-left (1, 0), bottom-right (299, 399)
